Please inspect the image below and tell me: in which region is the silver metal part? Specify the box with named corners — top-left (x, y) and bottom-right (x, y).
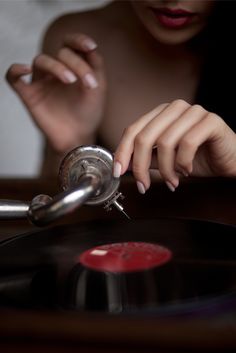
top-left (59, 145), bottom-right (120, 205)
top-left (0, 145), bottom-right (129, 226)
top-left (28, 174), bottom-right (101, 226)
top-left (0, 199), bottom-right (30, 219)
top-left (0, 175), bottom-right (100, 226)
top-left (104, 192), bottom-right (130, 219)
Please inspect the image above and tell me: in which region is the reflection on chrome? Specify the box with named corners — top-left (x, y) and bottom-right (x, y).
top-left (0, 145), bottom-right (128, 226)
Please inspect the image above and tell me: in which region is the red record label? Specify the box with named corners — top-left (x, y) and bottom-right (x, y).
top-left (78, 242), bottom-right (172, 273)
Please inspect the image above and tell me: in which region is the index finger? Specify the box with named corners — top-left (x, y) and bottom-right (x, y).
top-left (63, 33), bottom-right (97, 52)
top-left (113, 103), bottom-right (169, 177)
top-left (63, 33), bottom-right (104, 72)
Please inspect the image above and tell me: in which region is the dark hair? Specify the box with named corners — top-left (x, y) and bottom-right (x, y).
top-left (196, 1), bottom-right (236, 131)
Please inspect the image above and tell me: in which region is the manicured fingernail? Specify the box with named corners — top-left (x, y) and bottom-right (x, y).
top-left (83, 73), bottom-right (98, 89)
top-left (113, 161), bottom-right (122, 178)
top-left (166, 181), bottom-right (176, 192)
top-left (83, 39), bottom-right (97, 51)
top-left (137, 181), bottom-right (146, 194)
top-left (181, 170), bottom-right (189, 177)
top-left (64, 70), bottom-right (77, 83)
top-left (178, 168), bottom-right (189, 177)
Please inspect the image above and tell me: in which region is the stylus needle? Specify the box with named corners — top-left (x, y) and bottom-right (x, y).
top-left (113, 200), bottom-right (131, 220)
top-left (120, 209), bottom-right (131, 220)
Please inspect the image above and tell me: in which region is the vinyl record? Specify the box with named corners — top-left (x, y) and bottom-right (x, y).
top-left (0, 217), bottom-right (235, 317)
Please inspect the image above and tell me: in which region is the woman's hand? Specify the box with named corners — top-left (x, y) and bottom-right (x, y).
top-left (6, 33), bottom-right (107, 153)
top-left (113, 99), bottom-right (236, 193)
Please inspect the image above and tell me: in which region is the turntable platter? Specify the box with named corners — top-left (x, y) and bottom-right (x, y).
top-left (0, 217), bottom-right (235, 317)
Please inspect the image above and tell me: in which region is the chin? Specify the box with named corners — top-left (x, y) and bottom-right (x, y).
top-left (145, 25), bottom-right (204, 46)
top-left (152, 32), bottom-right (197, 46)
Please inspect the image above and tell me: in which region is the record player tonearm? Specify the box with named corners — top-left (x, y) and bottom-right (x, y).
top-left (0, 145), bottom-right (129, 226)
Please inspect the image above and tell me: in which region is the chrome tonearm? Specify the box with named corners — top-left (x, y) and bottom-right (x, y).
top-left (0, 145), bottom-right (129, 226)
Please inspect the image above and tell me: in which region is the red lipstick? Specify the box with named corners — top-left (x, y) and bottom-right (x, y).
top-left (150, 7), bottom-right (196, 29)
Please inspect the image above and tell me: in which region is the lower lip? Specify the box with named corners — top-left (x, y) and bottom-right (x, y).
top-left (152, 11), bottom-right (195, 29)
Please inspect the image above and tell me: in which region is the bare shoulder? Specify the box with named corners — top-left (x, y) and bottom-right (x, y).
top-left (41, 1), bottom-right (131, 55)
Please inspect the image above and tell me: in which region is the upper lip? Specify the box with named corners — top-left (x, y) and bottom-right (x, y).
top-left (152, 7), bottom-right (195, 17)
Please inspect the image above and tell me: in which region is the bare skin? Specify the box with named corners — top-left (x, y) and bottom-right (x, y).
top-left (6, 0), bottom-right (236, 191)
top-left (6, 1), bottom-right (201, 173)
top-left (114, 100), bottom-right (236, 193)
